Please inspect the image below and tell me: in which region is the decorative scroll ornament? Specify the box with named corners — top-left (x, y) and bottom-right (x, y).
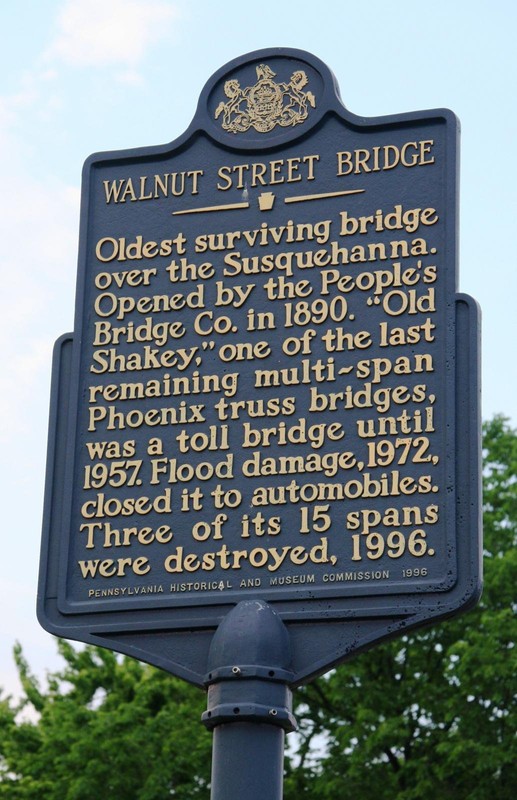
top-left (215, 63), bottom-right (316, 134)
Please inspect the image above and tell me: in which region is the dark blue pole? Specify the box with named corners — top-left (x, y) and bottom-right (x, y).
top-left (202, 600), bottom-right (297, 800)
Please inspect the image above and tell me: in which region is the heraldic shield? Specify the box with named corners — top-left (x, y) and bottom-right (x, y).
top-left (215, 63), bottom-right (316, 133)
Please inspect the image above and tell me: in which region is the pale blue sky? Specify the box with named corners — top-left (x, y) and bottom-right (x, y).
top-left (1, 0), bottom-right (515, 697)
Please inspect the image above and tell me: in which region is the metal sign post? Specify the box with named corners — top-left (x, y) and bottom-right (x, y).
top-left (202, 600), bottom-right (296, 800)
top-left (38, 48), bottom-right (481, 797)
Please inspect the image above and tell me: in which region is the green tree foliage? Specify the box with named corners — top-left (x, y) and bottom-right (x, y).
top-left (0, 643), bottom-right (211, 798)
top-left (284, 415), bottom-right (517, 799)
top-left (0, 416), bottom-right (515, 799)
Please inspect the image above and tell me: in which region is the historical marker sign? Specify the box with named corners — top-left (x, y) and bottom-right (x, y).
top-left (38, 48), bottom-right (481, 685)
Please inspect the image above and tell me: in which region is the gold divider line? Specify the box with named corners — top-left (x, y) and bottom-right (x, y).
top-left (284, 189), bottom-right (365, 203)
top-left (172, 202), bottom-right (250, 215)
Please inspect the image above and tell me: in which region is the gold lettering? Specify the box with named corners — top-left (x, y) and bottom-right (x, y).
top-left (216, 154), bottom-right (319, 191)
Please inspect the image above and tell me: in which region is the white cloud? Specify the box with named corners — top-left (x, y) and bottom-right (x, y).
top-left (114, 68), bottom-right (146, 87)
top-left (0, 174), bottom-right (79, 440)
top-left (0, 84), bottom-right (37, 148)
top-left (46, 0), bottom-right (180, 68)
top-left (0, 66), bottom-right (62, 155)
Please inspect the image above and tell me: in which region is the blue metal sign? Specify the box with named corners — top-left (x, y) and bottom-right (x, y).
top-left (38, 48), bottom-right (481, 685)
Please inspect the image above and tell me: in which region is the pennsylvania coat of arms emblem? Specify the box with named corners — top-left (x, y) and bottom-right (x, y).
top-left (215, 63), bottom-right (316, 134)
